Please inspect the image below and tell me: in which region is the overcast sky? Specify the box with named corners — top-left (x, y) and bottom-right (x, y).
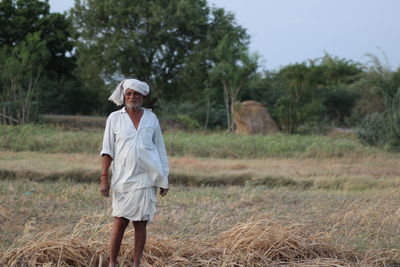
top-left (49, 0), bottom-right (400, 70)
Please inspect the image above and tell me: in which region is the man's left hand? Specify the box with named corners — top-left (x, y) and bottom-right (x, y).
top-left (159, 187), bottom-right (169, 197)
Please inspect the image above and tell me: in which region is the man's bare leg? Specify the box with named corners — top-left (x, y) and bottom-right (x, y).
top-left (132, 221), bottom-right (147, 267)
top-left (109, 217), bottom-right (129, 267)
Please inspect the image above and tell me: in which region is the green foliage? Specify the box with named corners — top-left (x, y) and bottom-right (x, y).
top-left (157, 99), bottom-right (226, 130)
top-left (163, 114), bottom-right (201, 131)
top-left (0, 32), bottom-right (50, 124)
top-left (174, 114), bottom-right (201, 130)
top-left (349, 55), bottom-right (400, 124)
top-left (357, 56), bottom-right (400, 151)
top-left (0, 0), bottom-right (81, 121)
top-left (248, 54), bottom-right (362, 133)
top-left (323, 87), bottom-right (359, 124)
top-left (71, 0), bottom-right (210, 102)
top-left (36, 79), bottom-right (103, 115)
top-left (71, 1), bottom-right (257, 127)
top-left (2, 1), bottom-right (400, 132)
top-left (210, 29), bottom-right (258, 132)
top-left (358, 112), bottom-right (387, 147)
top-left (274, 63), bottom-right (317, 133)
top-left (358, 90), bottom-right (400, 151)
top-left (0, 0), bottom-right (75, 78)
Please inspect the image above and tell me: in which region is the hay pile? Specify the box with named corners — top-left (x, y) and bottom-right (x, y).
top-left (214, 219), bottom-right (356, 266)
top-left (1, 216), bottom-right (399, 266)
top-left (234, 100), bottom-right (280, 135)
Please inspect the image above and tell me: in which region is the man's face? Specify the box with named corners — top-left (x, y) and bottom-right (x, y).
top-left (124, 89), bottom-right (144, 109)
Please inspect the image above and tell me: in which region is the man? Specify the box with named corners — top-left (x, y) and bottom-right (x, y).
top-left (100, 78), bottom-right (169, 267)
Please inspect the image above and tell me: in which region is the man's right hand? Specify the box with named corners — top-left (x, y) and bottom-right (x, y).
top-left (100, 178), bottom-right (110, 197)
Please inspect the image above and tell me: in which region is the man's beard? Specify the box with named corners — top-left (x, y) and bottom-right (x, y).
top-left (126, 102), bottom-right (142, 110)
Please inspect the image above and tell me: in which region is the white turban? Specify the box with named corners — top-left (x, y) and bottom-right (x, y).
top-left (108, 79), bottom-right (150, 106)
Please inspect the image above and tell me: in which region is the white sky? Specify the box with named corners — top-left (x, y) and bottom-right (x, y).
top-left (49, 0), bottom-right (400, 70)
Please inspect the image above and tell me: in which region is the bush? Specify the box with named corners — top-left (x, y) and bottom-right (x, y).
top-left (161, 114), bottom-right (201, 131)
top-left (358, 112), bottom-right (386, 147)
top-left (358, 110), bottom-right (400, 151)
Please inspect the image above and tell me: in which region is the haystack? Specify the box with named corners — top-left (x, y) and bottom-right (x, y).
top-left (234, 100), bottom-right (280, 134)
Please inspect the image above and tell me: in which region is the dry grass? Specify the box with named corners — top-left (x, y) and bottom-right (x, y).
top-left (2, 151), bottom-right (400, 183)
top-left (169, 154), bottom-right (400, 179)
top-left (3, 151), bottom-right (400, 190)
top-left (1, 215), bottom-right (399, 266)
top-left (0, 151), bottom-right (100, 174)
top-left (1, 151), bottom-right (400, 266)
top-left (2, 180), bottom-right (400, 264)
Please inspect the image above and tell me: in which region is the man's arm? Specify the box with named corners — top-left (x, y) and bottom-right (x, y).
top-left (99, 114), bottom-right (115, 197)
top-left (153, 118), bottom-right (169, 197)
top-left (100, 154), bottom-right (112, 197)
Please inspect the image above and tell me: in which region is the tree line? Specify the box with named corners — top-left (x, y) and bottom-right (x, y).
top-left (1, 0), bottom-right (399, 150)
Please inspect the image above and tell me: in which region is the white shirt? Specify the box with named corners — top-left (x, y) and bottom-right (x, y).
top-left (100, 107), bottom-right (169, 192)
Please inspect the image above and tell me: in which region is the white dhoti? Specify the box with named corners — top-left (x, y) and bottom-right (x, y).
top-left (112, 187), bottom-right (157, 222)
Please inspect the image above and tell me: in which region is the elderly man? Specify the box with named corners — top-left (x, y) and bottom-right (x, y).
top-left (100, 79), bottom-right (169, 267)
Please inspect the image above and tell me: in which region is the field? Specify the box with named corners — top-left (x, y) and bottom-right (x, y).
top-left (1, 125), bottom-right (400, 266)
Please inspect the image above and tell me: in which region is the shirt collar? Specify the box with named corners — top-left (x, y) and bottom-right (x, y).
top-left (119, 107), bottom-right (152, 113)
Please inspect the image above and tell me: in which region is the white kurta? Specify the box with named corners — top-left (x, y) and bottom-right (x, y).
top-left (100, 107), bottom-right (169, 192)
top-left (100, 107), bottom-right (169, 221)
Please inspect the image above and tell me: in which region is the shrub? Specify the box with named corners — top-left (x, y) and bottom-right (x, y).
top-left (358, 89), bottom-right (400, 151)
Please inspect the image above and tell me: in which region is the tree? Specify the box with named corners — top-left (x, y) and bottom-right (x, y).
top-left (71, 0), bottom-right (210, 105)
top-left (0, 0), bottom-right (74, 78)
top-left (274, 63), bottom-right (318, 133)
top-left (210, 34), bottom-right (258, 132)
top-left (248, 54), bottom-right (362, 133)
top-left (171, 7), bottom-right (257, 130)
top-left (0, 32), bottom-right (49, 124)
top-left (0, 0), bottom-right (77, 120)
top-left (357, 56), bottom-right (400, 151)
top-left (310, 54), bottom-right (361, 125)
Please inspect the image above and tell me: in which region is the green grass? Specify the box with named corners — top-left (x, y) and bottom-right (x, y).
top-left (0, 124), bottom-right (379, 158)
top-left (0, 124), bottom-right (101, 153)
top-left (166, 131), bottom-right (374, 158)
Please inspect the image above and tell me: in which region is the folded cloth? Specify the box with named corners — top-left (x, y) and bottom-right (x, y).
top-left (108, 79), bottom-right (150, 106)
top-left (112, 187), bottom-right (157, 222)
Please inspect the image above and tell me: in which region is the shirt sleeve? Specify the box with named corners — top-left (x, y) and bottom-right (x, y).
top-left (153, 118), bottom-right (169, 188)
top-left (100, 115), bottom-right (115, 159)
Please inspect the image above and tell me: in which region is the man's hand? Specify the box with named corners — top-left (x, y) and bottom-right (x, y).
top-left (100, 178), bottom-right (110, 197)
top-left (159, 187), bottom-right (169, 197)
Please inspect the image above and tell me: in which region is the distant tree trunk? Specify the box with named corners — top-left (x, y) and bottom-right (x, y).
top-left (222, 82), bottom-right (232, 132)
top-left (204, 88), bottom-right (210, 131)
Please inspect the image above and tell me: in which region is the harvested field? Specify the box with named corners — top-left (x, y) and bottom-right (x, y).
top-left (1, 150), bottom-right (400, 266)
